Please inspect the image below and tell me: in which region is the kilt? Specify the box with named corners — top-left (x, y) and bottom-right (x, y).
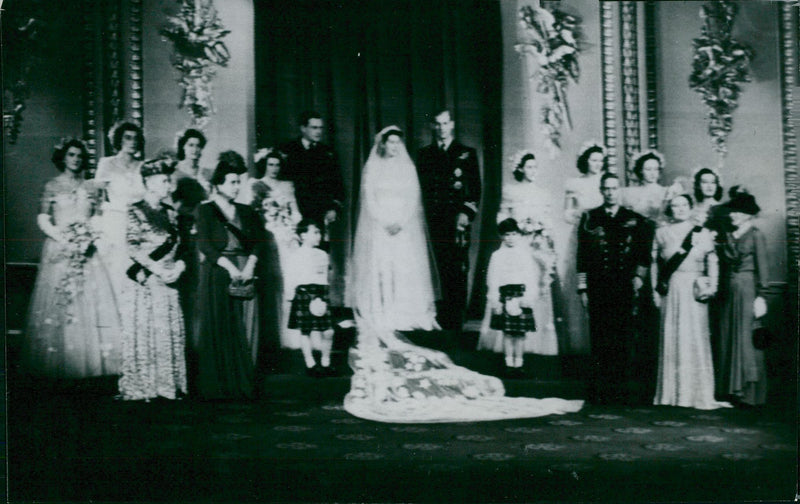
top-left (288, 284), bottom-right (333, 334)
top-left (489, 284), bottom-right (536, 337)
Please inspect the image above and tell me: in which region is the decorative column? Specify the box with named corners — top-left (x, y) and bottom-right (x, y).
top-left (643, 0), bottom-right (659, 151)
top-left (780, 3), bottom-right (799, 286)
top-left (620, 1), bottom-right (641, 181)
top-left (105, 0), bottom-right (124, 129)
top-left (129, 0), bottom-right (144, 129)
top-left (83, 6), bottom-right (98, 174)
top-left (600, 1), bottom-right (619, 171)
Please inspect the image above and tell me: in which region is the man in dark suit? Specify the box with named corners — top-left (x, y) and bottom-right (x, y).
top-left (577, 173), bottom-right (653, 405)
top-left (279, 111), bottom-right (345, 245)
top-left (416, 110), bottom-right (481, 332)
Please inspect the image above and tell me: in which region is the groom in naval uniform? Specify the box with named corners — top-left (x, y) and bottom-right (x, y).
top-left (279, 111), bottom-right (345, 247)
top-left (416, 110), bottom-right (482, 333)
top-left (577, 173), bottom-right (653, 405)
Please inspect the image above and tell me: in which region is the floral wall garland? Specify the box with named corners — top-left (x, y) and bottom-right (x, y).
top-left (161, 0), bottom-right (230, 128)
top-left (688, 0), bottom-right (754, 164)
top-left (515, 0), bottom-right (582, 156)
top-left (2, 3), bottom-right (45, 144)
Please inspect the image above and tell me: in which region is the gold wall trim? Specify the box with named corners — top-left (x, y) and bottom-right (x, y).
top-left (600, 1), bottom-right (619, 171)
top-left (780, 3), bottom-right (799, 287)
top-left (644, 0), bottom-right (658, 151)
top-left (129, 0), bottom-right (144, 128)
top-left (620, 1), bottom-right (640, 180)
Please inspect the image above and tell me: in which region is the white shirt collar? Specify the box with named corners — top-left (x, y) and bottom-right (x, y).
top-left (438, 138), bottom-right (453, 151)
top-left (301, 138), bottom-right (315, 150)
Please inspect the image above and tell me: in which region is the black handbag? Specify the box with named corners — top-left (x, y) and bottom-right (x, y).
top-left (752, 318), bottom-right (772, 350)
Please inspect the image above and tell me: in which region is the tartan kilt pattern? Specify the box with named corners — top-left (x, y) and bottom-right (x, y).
top-left (489, 284), bottom-right (536, 337)
top-left (288, 284), bottom-right (333, 334)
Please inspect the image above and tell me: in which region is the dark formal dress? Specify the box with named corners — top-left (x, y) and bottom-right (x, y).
top-left (278, 138), bottom-right (344, 229)
top-left (577, 205), bottom-right (653, 404)
top-left (193, 200), bottom-right (268, 399)
top-left (416, 140), bottom-right (481, 330)
top-left (716, 226), bottom-right (768, 405)
top-left (171, 166), bottom-right (210, 393)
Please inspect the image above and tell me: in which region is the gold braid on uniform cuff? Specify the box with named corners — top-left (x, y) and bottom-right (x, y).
top-left (577, 272), bottom-right (587, 292)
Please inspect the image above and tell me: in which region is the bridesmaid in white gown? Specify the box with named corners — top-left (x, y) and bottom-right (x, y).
top-left (559, 141), bottom-right (606, 354)
top-left (94, 122), bottom-right (146, 298)
top-left (22, 139), bottom-right (122, 379)
top-left (652, 194), bottom-right (731, 409)
top-left (621, 149), bottom-right (683, 226)
top-left (690, 167), bottom-right (723, 227)
top-left (479, 151), bottom-right (558, 356)
top-left (344, 127), bottom-right (583, 423)
top-left (249, 148), bottom-right (303, 349)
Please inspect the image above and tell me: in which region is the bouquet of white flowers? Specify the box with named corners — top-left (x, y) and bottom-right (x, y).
top-left (54, 221), bottom-right (98, 320)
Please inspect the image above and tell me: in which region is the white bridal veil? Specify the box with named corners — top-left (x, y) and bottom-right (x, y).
top-left (349, 125), bottom-right (440, 336)
top-left (343, 126), bottom-right (584, 423)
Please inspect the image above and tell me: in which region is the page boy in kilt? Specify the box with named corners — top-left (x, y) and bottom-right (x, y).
top-left (487, 218), bottom-right (539, 376)
top-left (287, 219), bottom-right (335, 377)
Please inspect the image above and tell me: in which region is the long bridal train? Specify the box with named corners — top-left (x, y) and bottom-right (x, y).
top-left (343, 319), bottom-right (584, 423)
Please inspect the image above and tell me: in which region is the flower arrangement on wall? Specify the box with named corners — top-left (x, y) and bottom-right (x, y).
top-left (2, 2), bottom-right (45, 144)
top-left (161, 0), bottom-right (230, 128)
top-left (515, 1), bottom-right (582, 155)
top-left (689, 0), bottom-right (754, 161)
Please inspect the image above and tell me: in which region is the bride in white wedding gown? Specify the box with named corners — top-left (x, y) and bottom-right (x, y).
top-left (344, 126), bottom-right (583, 423)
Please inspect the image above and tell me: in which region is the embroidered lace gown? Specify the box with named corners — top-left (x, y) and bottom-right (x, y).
top-left (22, 175), bottom-right (122, 378)
top-left (118, 202), bottom-right (187, 400)
top-left (652, 223), bottom-right (731, 409)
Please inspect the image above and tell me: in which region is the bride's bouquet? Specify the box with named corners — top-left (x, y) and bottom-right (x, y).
top-left (55, 221), bottom-right (98, 318)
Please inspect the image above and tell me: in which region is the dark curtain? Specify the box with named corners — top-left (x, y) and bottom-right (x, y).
top-left (254, 0), bottom-right (502, 309)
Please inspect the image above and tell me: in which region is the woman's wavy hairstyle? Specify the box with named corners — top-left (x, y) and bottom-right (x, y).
top-left (176, 128), bottom-right (207, 160)
top-left (51, 138), bottom-right (89, 173)
top-left (576, 145), bottom-right (608, 174)
top-left (693, 167), bottom-right (723, 202)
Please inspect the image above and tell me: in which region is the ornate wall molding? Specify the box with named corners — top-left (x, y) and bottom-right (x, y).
top-left (83, 7), bottom-right (98, 174)
top-left (779, 3), bottom-right (799, 287)
top-left (129, 0), bottom-right (143, 128)
top-left (620, 1), bottom-right (640, 181)
top-left (644, 0), bottom-right (659, 150)
top-left (600, 1), bottom-right (619, 171)
top-left (104, 0), bottom-right (124, 142)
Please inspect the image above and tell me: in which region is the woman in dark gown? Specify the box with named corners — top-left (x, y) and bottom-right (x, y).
top-left (715, 187), bottom-right (769, 406)
top-left (193, 151), bottom-right (268, 399)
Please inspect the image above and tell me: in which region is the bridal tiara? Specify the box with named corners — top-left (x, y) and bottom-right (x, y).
top-left (577, 140), bottom-right (607, 158)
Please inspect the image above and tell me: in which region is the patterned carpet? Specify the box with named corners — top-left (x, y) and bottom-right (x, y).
top-left (8, 368), bottom-right (796, 503)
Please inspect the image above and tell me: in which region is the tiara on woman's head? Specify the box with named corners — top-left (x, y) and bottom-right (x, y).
top-left (254, 147), bottom-right (274, 164)
top-left (53, 137), bottom-right (87, 152)
top-left (577, 140), bottom-right (607, 158)
top-left (691, 165), bottom-right (723, 186)
top-left (509, 149), bottom-right (537, 171)
top-left (630, 148), bottom-right (666, 169)
top-left (107, 120), bottom-right (139, 145)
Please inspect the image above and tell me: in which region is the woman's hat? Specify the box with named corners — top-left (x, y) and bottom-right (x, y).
top-left (210, 150), bottom-right (247, 185)
top-left (140, 156), bottom-right (176, 178)
top-left (724, 186), bottom-right (760, 215)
